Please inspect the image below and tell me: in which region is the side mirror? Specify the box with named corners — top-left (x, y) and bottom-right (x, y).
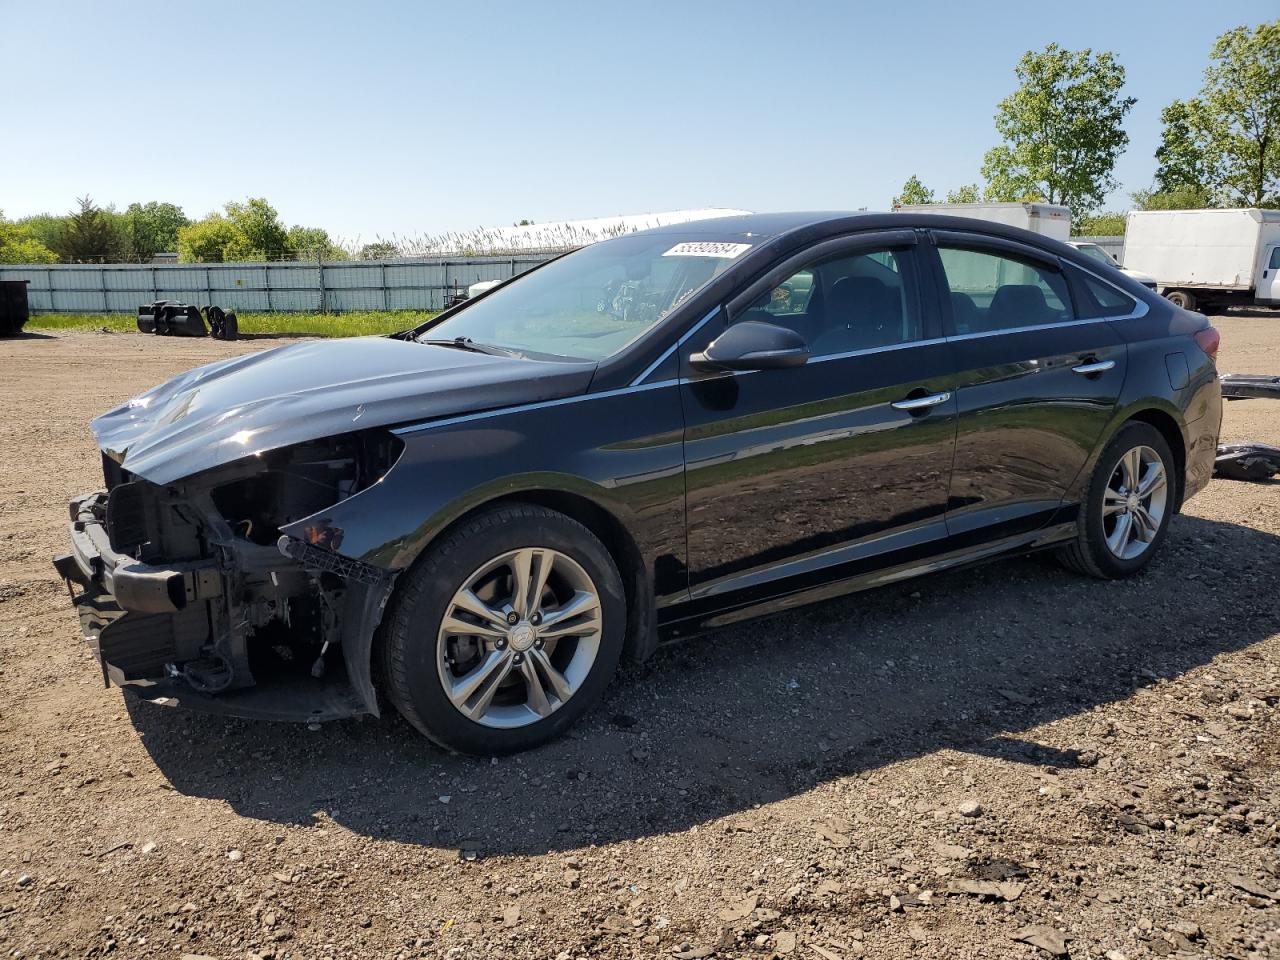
top-left (689, 320), bottom-right (810, 372)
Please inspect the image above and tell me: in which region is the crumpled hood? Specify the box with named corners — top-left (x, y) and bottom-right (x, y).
top-left (92, 337), bottom-right (595, 485)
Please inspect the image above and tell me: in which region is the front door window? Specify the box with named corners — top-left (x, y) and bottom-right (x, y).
top-left (732, 248), bottom-right (923, 356)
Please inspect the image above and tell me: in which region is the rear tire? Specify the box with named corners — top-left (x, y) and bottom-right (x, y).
top-left (1058, 422), bottom-right (1176, 579)
top-left (380, 504), bottom-right (626, 754)
top-left (1164, 289), bottom-right (1196, 311)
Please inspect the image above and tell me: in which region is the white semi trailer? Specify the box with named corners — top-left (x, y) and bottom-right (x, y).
top-left (1123, 208), bottom-right (1280, 312)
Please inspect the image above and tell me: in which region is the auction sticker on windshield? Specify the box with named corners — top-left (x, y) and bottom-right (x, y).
top-left (662, 241), bottom-right (753, 259)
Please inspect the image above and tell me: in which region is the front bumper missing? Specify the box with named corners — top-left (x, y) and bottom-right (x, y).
top-left (55, 493), bottom-right (222, 615)
top-left (53, 491), bottom-right (373, 721)
top-left (53, 493), bottom-right (222, 688)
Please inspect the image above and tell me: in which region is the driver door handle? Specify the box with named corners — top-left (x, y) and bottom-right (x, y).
top-left (1072, 359), bottom-right (1116, 376)
top-left (891, 391), bottom-right (951, 412)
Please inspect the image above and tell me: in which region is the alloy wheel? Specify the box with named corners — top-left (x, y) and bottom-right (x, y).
top-left (436, 547), bottom-right (603, 728)
top-left (1102, 445), bottom-right (1168, 561)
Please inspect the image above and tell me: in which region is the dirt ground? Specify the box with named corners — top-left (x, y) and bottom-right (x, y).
top-left (1, 317), bottom-right (1277, 960)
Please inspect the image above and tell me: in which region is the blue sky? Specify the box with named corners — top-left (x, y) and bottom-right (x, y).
top-left (2, 0), bottom-right (1274, 244)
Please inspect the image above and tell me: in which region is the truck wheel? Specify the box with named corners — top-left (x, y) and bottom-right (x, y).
top-left (1164, 289), bottom-right (1196, 311)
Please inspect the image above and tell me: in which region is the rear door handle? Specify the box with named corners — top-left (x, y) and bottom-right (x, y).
top-left (1072, 360), bottom-right (1116, 376)
top-left (891, 391), bottom-right (951, 412)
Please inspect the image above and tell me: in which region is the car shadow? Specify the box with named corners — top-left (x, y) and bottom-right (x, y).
top-left (5, 330), bottom-right (57, 340)
top-left (128, 511), bottom-right (1280, 856)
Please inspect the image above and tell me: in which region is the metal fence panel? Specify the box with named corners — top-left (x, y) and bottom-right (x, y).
top-left (0, 252), bottom-right (561, 314)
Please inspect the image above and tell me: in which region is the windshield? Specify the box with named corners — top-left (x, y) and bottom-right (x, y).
top-left (420, 234), bottom-right (752, 360)
top-left (1076, 244), bottom-right (1115, 266)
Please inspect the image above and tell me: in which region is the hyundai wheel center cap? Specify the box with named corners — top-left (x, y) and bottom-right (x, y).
top-left (510, 623), bottom-right (536, 651)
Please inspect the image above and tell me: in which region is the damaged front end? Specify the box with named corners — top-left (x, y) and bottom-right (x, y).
top-left (53, 430), bottom-right (404, 721)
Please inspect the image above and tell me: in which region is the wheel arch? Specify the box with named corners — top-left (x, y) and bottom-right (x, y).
top-left (382, 484), bottom-right (658, 668)
top-left (1067, 399), bottom-right (1190, 514)
top-left (1123, 407), bottom-right (1187, 511)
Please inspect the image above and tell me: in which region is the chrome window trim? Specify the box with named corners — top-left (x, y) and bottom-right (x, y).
top-left (393, 378), bottom-right (681, 437)
top-left (687, 334), bottom-right (949, 383)
top-left (806, 336), bottom-right (948, 365)
top-left (630, 306), bottom-right (722, 386)
top-left (944, 298), bottom-right (1149, 342)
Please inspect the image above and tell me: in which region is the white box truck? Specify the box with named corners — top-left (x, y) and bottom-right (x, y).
top-left (892, 201), bottom-right (1072, 241)
top-left (1123, 208), bottom-right (1280, 312)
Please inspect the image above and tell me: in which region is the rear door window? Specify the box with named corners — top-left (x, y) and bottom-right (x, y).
top-left (937, 247), bottom-right (1074, 335)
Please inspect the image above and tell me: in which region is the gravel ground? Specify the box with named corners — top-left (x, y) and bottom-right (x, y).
top-left (0, 317), bottom-right (1277, 960)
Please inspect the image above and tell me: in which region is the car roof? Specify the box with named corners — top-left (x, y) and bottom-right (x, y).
top-left (635, 211), bottom-right (859, 239)
top-left (629, 210), bottom-right (1074, 251)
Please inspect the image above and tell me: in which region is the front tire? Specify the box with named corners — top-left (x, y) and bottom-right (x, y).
top-left (1058, 422), bottom-right (1176, 579)
top-left (380, 504), bottom-right (626, 754)
top-left (1164, 289), bottom-right (1196, 311)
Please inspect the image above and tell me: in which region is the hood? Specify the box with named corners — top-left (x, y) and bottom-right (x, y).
top-left (92, 337), bottom-right (596, 485)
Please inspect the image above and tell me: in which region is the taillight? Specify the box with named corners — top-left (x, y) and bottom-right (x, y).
top-left (1193, 326), bottom-right (1220, 361)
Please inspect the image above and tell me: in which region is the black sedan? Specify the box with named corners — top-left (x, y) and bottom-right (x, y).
top-left (54, 212), bottom-right (1222, 754)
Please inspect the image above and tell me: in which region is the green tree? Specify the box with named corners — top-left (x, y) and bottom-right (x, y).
top-left (13, 213), bottom-right (67, 252)
top-left (223, 197), bottom-right (288, 260)
top-left (125, 202), bottom-right (189, 261)
top-left (892, 175), bottom-right (934, 206)
top-left (176, 214), bottom-right (238, 263)
top-left (358, 241), bottom-right (400, 260)
top-left (945, 184), bottom-right (981, 203)
top-left (0, 210), bottom-right (59, 264)
top-left (1153, 100), bottom-right (1212, 194)
top-left (1194, 20), bottom-right (1280, 206)
top-left (1073, 211), bottom-right (1126, 236)
top-left (53, 196), bottom-right (131, 262)
top-left (286, 225), bottom-right (348, 261)
top-left (1130, 184), bottom-right (1213, 210)
top-left (981, 44), bottom-right (1136, 219)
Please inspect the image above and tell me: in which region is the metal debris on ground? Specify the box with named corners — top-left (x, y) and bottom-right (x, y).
top-left (136, 300), bottom-right (238, 340)
top-left (1213, 373), bottom-right (1280, 481)
top-left (1220, 372), bottom-right (1280, 400)
top-left (1215, 442), bottom-right (1280, 481)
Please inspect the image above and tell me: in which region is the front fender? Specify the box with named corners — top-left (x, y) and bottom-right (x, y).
top-left (279, 381), bottom-right (688, 587)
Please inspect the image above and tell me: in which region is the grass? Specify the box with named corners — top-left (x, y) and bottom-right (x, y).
top-left (25, 310), bottom-right (438, 338)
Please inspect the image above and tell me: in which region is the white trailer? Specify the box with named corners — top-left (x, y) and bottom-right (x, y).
top-left (892, 201), bottom-right (1072, 241)
top-left (1123, 208), bottom-right (1280, 311)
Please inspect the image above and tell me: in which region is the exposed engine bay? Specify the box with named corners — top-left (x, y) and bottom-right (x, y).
top-left (55, 430), bottom-right (403, 718)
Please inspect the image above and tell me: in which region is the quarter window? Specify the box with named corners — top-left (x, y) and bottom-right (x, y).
top-left (1269, 246), bottom-right (1280, 269)
top-left (938, 247), bottom-right (1074, 334)
top-left (735, 247), bottom-right (921, 357)
top-left (1072, 268), bottom-right (1137, 319)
